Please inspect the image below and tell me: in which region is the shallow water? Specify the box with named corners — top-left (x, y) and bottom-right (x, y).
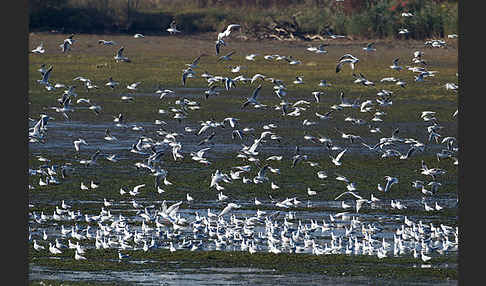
top-left (29, 265), bottom-right (457, 286)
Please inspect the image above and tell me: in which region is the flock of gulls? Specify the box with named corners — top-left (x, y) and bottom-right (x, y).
top-left (29, 20), bottom-right (458, 266)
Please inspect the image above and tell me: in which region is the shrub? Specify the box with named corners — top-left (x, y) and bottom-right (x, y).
top-left (29, 0), bottom-right (458, 40)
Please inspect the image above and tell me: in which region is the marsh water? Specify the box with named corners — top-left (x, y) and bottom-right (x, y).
top-left (29, 265), bottom-right (458, 285)
top-left (29, 86), bottom-right (458, 285)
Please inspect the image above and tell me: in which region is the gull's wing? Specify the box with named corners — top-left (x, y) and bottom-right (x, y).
top-left (241, 101), bottom-right (251, 109)
top-left (42, 66), bottom-right (53, 81)
top-left (258, 165), bottom-right (269, 177)
top-left (182, 71), bottom-right (188, 86)
top-left (251, 85), bottom-right (262, 100)
top-left (226, 24), bottom-right (241, 31)
top-left (192, 54), bottom-right (203, 65)
top-left (338, 53), bottom-right (356, 62)
top-left (248, 138), bottom-right (261, 153)
top-left (117, 47), bottom-right (124, 57)
top-left (335, 191), bottom-right (363, 201)
top-left (340, 91), bottom-right (345, 102)
top-left (196, 147), bottom-right (211, 158)
top-left (336, 61), bottom-right (345, 73)
top-left (335, 148), bottom-right (348, 162)
top-left (90, 150), bottom-right (101, 161)
top-left (215, 41), bottom-right (222, 55)
top-left (404, 147), bottom-right (415, 158)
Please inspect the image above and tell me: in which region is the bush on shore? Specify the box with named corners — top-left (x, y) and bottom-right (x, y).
top-left (29, 0), bottom-right (458, 40)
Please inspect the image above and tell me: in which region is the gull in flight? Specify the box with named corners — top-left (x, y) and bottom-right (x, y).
top-left (191, 147), bottom-right (211, 164)
top-left (291, 146), bottom-right (308, 168)
top-left (398, 28), bottom-right (409, 35)
top-left (377, 176), bottom-right (399, 192)
top-left (218, 202), bottom-right (241, 217)
top-left (127, 81), bottom-right (141, 91)
top-left (31, 42), bottom-right (45, 54)
top-left (254, 165), bottom-right (270, 184)
top-left (73, 138), bottom-right (88, 152)
top-left (50, 96), bottom-right (74, 120)
top-left (104, 128), bottom-right (118, 141)
top-left (60, 34), bottom-right (75, 53)
top-left (166, 20), bottom-right (181, 34)
top-left (362, 42), bottom-right (376, 52)
top-left (223, 117), bottom-right (239, 128)
top-left (318, 79), bottom-right (332, 87)
top-left (370, 193), bottom-right (380, 203)
top-left (79, 150), bottom-right (101, 167)
top-left (106, 77), bottom-right (119, 89)
top-left (336, 54), bottom-right (359, 73)
top-left (131, 184), bottom-right (146, 196)
top-left (390, 58), bottom-right (403, 71)
top-left (186, 54), bottom-right (205, 69)
top-left (114, 47), bottom-right (131, 63)
top-left (399, 146), bottom-right (417, 160)
top-left (218, 51), bottom-right (235, 62)
top-left (182, 68), bottom-right (195, 86)
top-left (314, 43), bottom-right (329, 54)
top-left (218, 24), bottom-right (241, 41)
top-left (241, 85), bottom-right (262, 109)
top-left (106, 154), bottom-right (118, 162)
top-left (245, 54), bottom-right (259, 61)
top-left (134, 33), bottom-right (144, 38)
top-left (98, 40), bottom-right (116, 46)
top-left (37, 65), bottom-right (53, 86)
top-left (215, 39), bottom-right (226, 55)
top-left (330, 148), bottom-right (347, 166)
